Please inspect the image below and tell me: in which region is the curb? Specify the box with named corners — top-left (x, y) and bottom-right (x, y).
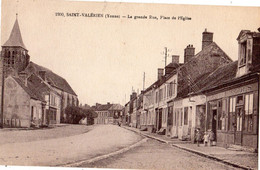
top-left (123, 126), bottom-right (253, 170)
top-left (61, 137), bottom-right (148, 167)
top-left (170, 144), bottom-right (252, 170)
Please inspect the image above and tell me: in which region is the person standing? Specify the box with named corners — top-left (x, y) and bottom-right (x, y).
top-left (208, 130), bottom-right (215, 146)
top-left (195, 128), bottom-right (201, 147)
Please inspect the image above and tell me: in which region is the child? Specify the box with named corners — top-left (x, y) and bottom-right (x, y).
top-left (208, 130), bottom-right (215, 146)
top-left (195, 128), bottom-right (201, 147)
top-left (203, 131), bottom-right (209, 146)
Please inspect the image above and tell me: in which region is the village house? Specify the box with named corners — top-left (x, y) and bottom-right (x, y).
top-left (171, 30), bottom-right (233, 141)
top-left (94, 103), bottom-right (123, 124)
top-left (201, 29), bottom-right (260, 151)
top-left (138, 29), bottom-right (232, 141)
top-left (0, 18), bottom-right (78, 127)
top-left (123, 101), bottom-right (130, 125)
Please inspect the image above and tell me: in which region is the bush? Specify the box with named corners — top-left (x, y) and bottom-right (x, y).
top-left (65, 106), bottom-right (98, 124)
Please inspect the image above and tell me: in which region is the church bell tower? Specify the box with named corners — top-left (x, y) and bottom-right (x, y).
top-left (1, 15), bottom-right (30, 75)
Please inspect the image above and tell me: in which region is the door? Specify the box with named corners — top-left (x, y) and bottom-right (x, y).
top-left (158, 109), bottom-right (162, 130)
top-left (155, 109), bottom-right (158, 130)
top-left (234, 106), bottom-right (243, 145)
top-left (212, 109), bottom-right (217, 141)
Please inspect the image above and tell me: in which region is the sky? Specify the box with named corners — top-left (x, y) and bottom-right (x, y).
top-left (1, 0), bottom-right (260, 106)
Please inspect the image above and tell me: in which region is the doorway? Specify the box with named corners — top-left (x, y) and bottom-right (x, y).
top-left (234, 106), bottom-right (243, 145)
top-left (212, 109), bottom-right (217, 141)
top-left (158, 109), bottom-right (162, 130)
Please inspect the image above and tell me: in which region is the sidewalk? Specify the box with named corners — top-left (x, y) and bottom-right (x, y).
top-left (123, 126), bottom-right (258, 170)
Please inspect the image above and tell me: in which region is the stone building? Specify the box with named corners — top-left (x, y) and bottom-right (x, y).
top-left (94, 103), bottom-right (123, 124)
top-left (202, 29), bottom-right (260, 151)
top-left (0, 18), bottom-right (78, 127)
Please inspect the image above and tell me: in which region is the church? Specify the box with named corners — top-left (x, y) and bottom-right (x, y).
top-left (0, 17), bottom-right (78, 127)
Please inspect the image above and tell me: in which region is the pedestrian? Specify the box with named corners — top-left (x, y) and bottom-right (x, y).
top-left (195, 128), bottom-right (201, 147)
top-left (208, 130), bottom-right (215, 146)
top-left (203, 131), bottom-right (209, 146)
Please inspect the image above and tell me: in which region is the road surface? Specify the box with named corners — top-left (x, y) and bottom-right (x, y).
top-left (83, 139), bottom-right (239, 170)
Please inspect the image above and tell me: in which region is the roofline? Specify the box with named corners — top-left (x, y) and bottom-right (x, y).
top-left (1, 45), bottom-right (28, 51)
top-left (202, 72), bottom-right (259, 94)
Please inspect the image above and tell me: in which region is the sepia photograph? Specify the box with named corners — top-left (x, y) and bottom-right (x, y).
top-left (0, 0), bottom-right (259, 169)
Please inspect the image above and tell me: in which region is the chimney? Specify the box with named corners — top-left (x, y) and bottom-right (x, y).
top-left (18, 71), bottom-right (28, 87)
top-left (39, 70), bottom-right (46, 81)
top-left (172, 55), bottom-right (179, 64)
top-left (202, 28), bottom-right (213, 50)
top-left (184, 44), bottom-right (195, 63)
top-left (107, 102), bottom-right (110, 105)
top-left (158, 68), bottom-right (164, 80)
top-left (130, 92), bottom-right (137, 100)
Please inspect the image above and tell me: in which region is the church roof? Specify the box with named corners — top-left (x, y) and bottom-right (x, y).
top-left (2, 18), bottom-right (27, 50)
top-left (24, 62), bottom-right (77, 96)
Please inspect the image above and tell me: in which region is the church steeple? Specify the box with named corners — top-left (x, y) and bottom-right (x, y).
top-left (1, 16), bottom-right (30, 74)
top-left (2, 15), bottom-right (27, 50)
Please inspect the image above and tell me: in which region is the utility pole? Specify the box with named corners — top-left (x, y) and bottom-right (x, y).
top-left (1, 57), bottom-right (5, 128)
top-left (143, 72), bottom-right (145, 91)
top-left (163, 47), bottom-right (170, 68)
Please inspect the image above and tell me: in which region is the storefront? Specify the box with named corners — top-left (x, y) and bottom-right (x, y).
top-left (205, 77), bottom-right (258, 150)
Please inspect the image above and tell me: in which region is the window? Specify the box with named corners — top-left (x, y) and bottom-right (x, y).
top-left (173, 80), bottom-right (176, 96)
top-left (236, 107), bottom-right (242, 132)
top-left (184, 107), bottom-right (188, 125)
top-left (155, 92), bottom-right (158, 103)
top-left (159, 89), bottom-right (163, 101)
top-left (221, 99), bottom-right (227, 131)
top-left (239, 41), bottom-right (247, 66)
top-left (178, 109), bottom-right (183, 126)
top-left (7, 51), bottom-right (11, 66)
top-left (217, 101), bottom-right (222, 130)
top-left (168, 106), bottom-right (173, 126)
top-left (244, 93), bottom-right (253, 132)
top-left (173, 110), bottom-right (176, 126)
top-left (11, 51), bottom-right (15, 66)
top-left (236, 95), bottom-right (243, 105)
top-left (228, 97), bottom-right (236, 131)
top-left (164, 87), bottom-right (167, 99)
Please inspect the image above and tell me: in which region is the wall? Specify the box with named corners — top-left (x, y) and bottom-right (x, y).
top-left (4, 77), bottom-right (31, 127)
top-left (30, 98), bottom-right (43, 126)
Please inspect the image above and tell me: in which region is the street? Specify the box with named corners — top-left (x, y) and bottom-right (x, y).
top-left (83, 139), bottom-right (239, 170)
top-left (0, 124), bottom-right (142, 166)
top-left (0, 124), bottom-right (255, 169)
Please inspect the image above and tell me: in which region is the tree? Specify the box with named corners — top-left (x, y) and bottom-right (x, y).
top-left (65, 106), bottom-right (86, 124)
top-left (65, 106), bottom-right (98, 124)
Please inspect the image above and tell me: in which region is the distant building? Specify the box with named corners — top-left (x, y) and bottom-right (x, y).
top-left (94, 103), bottom-right (123, 124)
top-left (0, 17), bottom-right (78, 127)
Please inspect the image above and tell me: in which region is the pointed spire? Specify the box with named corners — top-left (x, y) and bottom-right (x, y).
top-left (2, 16), bottom-right (27, 50)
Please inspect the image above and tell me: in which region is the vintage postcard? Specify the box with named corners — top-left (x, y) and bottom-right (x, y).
top-left (0, 0), bottom-right (259, 170)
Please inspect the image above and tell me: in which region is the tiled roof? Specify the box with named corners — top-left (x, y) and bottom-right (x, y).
top-left (176, 42), bottom-right (232, 98)
top-left (3, 19), bottom-right (27, 50)
top-left (108, 104), bottom-right (124, 111)
top-left (96, 104), bottom-right (113, 111)
top-left (12, 76), bottom-right (46, 102)
top-left (24, 62), bottom-right (77, 96)
top-left (201, 61), bottom-right (260, 93)
top-left (197, 61), bottom-right (238, 93)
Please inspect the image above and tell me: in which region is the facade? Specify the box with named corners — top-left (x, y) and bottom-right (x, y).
top-left (3, 73), bottom-right (62, 127)
top-left (171, 30), bottom-right (233, 140)
top-left (0, 18), bottom-right (77, 127)
top-left (94, 103), bottom-right (123, 124)
top-left (203, 30), bottom-right (260, 150)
